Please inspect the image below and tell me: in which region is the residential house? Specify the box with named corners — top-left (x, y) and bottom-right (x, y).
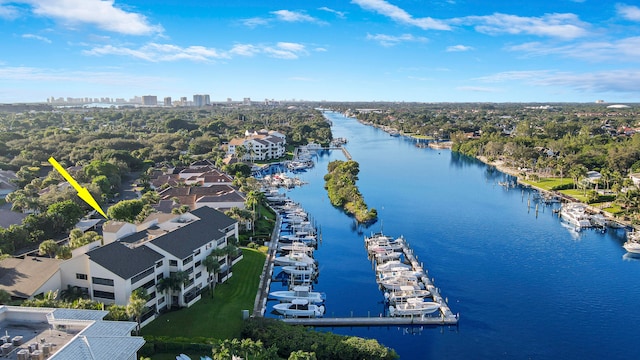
top-left (156, 185), bottom-right (246, 212)
top-left (0, 169), bottom-right (17, 199)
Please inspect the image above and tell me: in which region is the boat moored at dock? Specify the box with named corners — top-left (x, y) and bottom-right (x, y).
top-left (269, 285), bottom-right (326, 304)
top-left (273, 298), bottom-right (325, 318)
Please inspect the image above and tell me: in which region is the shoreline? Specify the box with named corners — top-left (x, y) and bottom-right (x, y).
top-left (476, 155), bottom-right (637, 231)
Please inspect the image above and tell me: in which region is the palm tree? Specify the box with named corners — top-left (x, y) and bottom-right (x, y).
top-left (568, 165), bottom-right (588, 190)
top-left (202, 255), bottom-right (221, 295)
top-left (156, 271), bottom-right (189, 309)
top-left (235, 144), bottom-right (248, 161)
top-left (126, 293), bottom-right (147, 335)
top-left (39, 239), bottom-right (59, 258)
top-left (60, 285), bottom-right (88, 302)
top-left (245, 190), bottom-right (265, 234)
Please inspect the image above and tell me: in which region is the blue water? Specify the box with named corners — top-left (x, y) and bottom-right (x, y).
top-left (266, 111), bottom-right (640, 360)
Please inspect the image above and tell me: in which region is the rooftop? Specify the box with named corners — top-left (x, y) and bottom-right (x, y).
top-left (0, 257), bottom-right (62, 299)
top-left (0, 306), bottom-right (143, 360)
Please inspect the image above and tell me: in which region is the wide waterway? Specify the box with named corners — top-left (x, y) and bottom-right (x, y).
top-left (265, 111), bottom-right (640, 359)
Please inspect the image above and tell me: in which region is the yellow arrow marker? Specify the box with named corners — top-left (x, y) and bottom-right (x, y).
top-left (48, 157), bottom-right (108, 219)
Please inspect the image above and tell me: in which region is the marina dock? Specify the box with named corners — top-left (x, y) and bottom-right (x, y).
top-left (282, 314), bottom-right (458, 326)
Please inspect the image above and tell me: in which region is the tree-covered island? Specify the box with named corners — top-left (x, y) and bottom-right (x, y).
top-left (324, 160), bottom-right (378, 223)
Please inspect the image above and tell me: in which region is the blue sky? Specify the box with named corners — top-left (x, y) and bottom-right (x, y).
top-left (1, 0), bottom-right (639, 103)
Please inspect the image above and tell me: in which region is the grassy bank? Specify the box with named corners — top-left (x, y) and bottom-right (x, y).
top-left (141, 247), bottom-right (266, 339)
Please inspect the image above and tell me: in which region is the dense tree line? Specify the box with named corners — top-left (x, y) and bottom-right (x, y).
top-left (241, 317), bottom-right (399, 360)
top-left (0, 105), bottom-right (332, 255)
top-left (324, 160), bottom-right (377, 223)
top-left (0, 105), bottom-right (331, 171)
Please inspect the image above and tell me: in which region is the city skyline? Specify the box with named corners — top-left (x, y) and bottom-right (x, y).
top-left (1, 0), bottom-right (640, 103)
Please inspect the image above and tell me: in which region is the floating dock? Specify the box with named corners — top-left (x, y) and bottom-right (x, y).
top-left (282, 314), bottom-right (458, 326)
top-left (398, 237), bottom-right (458, 323)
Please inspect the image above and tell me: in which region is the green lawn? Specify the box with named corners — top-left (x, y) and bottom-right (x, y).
top-left (520, 177), bottom-right (573, 191)
top-left (141, 248), bottom-right (266, 339)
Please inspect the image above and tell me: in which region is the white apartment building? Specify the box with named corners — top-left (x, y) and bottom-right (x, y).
top-left (59, 206), bottom-right (240, 327)
top-left (227, 129), bottom-right (286, 161)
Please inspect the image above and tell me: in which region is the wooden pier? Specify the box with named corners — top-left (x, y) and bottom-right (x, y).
top-left (340, 146), bottom-right (352, 160)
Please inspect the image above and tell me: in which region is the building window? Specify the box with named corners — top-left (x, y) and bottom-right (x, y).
top-left (131, 267), bottom-right (154, 285)
top-left (76, 273), bottom-right (88, 280)
top-left (182, 255), bottom-right (193, 265)
top-left (195, 272), bottom-right (202, 279)
top-left (156, 260), bottom-right (163, 268)
top-left (92, 277), bottom-right (114, 286)
top-left (185, 266), bottom-right (194, 275)
top-left (194, 249), bottom-right (201, 256)
top-left (194, 260), bottom-right (201, 268)
top-left (169, 260), bottom-right (178, 267)
top-left (157, 273), bottom-right (164, 281)
top-left (93, 290), bottom-right (115, 300)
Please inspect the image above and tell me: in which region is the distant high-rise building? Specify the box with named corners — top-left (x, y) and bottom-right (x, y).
top-left (142, 95), bottom-right (158, 106)
top-left (193, 94), bottom-right (211, 107)
top-left (164, 97), bottom-right (172, 107)
top-left (227, 98), bottom-right (233, 103)
top-left (243, 97), bottom-right (251, 106)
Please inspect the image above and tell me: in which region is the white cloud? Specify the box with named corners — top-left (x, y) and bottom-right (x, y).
top-left (241, 17), bottom-right (271, 28)
top-left (616, 3), bottom-right (640, 21)
top-left (476, 69), bottom-right (640, 94)
top-left (508, 36), bottom-right (640, 62)
top-left (243, 9), bottom-right (326, 27)
top-left (446, 44), bottom-right (473, 52)
top-left (366, 33), bottom-right (428, 46)
top-left (0, 4), bottom-right (19, 19)
top-left (229, 44), bottom-right (260, 57)
top-left (457, 86), bottom-right (502, 92)
top-left (263, 42), bottom-right (308, 59)
top-left (475, 70), bottom-right (553, 82)
top-left (22, 33), bottom-right (51, 43)
top-left (535, 70), bottom-right (640, 93)
top-left (84, 41), bottom-right (309, 61)
top-left (0, 65), bottom-right (164, 86)
top-left (453, 13), bottom-right (589, 39)
top-left (271, 10), bottom-right (324, 24)
top-left (276, 42), bottom-right (306, 52)
top-left (20, 0), bottom-right (162, 35)
top-left (318, 6), bottom-right (346, 18)
top-left (83, 43), bottom-right (228, 62)
top-left (352, 0), bottom-right (451, 30)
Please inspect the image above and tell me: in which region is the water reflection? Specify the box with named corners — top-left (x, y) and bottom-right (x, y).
top-left (622, 252), bottom-right (640, 262)
top-left (449, 152), bottom-right (485, 169)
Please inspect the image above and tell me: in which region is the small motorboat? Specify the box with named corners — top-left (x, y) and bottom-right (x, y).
top-left (388, 298), bottom-right (440, 317)
top-left (269, 285), bottom-right (326, 304)
top-left (273, 299), bottom-right (325, 317)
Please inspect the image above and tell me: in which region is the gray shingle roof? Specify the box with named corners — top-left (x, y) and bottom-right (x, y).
top-left (88, 242), bottom-right (163, 280)
top-left (150, 206), bottom-right (236, 259)
top-left (0, 257), bottom-right (62, 299)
